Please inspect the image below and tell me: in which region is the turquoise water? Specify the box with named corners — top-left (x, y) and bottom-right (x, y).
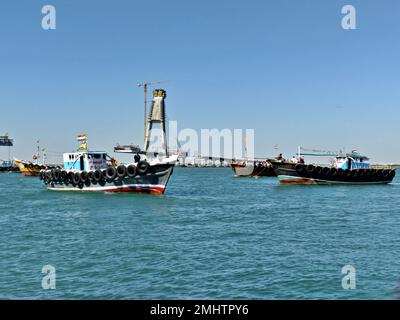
top-left (1, 168), bottom-right (400, 299)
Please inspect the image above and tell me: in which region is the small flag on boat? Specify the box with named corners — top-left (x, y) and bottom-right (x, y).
top-left (77, 134), bottom-right (87, 141)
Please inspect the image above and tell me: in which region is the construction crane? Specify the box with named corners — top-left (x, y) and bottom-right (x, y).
top-left (137, 80), bottom-right (168, 143)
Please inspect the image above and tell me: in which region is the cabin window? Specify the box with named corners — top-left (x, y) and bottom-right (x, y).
top-left (94, 154), bottom-right (101, 159)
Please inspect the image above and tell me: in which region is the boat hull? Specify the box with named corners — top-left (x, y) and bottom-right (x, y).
top-left (14, 159), bottom-right (45, 176)
top-left (269, 160), bottom-right (396, 185)
top-left (231, 162), bottom-right (276, 177)
top-left (45, 165), bottom-right (174, 195)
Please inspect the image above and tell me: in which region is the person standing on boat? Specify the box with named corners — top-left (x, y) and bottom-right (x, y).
top-left (134, 154), bottom-right (141, 163)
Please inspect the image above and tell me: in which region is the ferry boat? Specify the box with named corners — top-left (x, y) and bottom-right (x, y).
top-left (41, 88), bottom-right (177, 194)
top-left (41, 148), bottom-right (177, 194)
top-left (269, 150), bottom-right (396, 185)
top-left (231, 160), bottom-right (276, 177)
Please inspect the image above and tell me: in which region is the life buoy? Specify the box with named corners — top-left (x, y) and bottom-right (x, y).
top-left (126, 164), bottom-right (137, 177)
top-left (106, 167), bottom-right (117, 180)
top-left (137, 161), bottom-right (149, 175)
top-left (116, 165), bottom-right (127, 178)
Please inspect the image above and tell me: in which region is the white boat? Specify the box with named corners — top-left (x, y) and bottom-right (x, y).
top-left (41, 150), bottom-right (177, 194)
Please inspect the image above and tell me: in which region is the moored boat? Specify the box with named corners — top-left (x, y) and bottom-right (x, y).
top-left (0, 160), bottom-right (18, 172)
top-left (231, 160), bottom-right (276, 177)
top-left (14, 159), bottom-right (48, 176)
top-left (269, 151), bottom-right (396, 185)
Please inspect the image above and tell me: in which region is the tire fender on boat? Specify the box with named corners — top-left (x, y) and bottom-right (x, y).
top-left (137, 161), bottom-right (149, 175)
top-left (116, 165), bottom-right (127, 179)
top-left (106, 167), bottom-right (117, 180)
top-left (126, 164), bottom-right (137, 177)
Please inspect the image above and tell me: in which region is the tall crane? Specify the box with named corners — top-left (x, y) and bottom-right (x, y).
top-left (137, 80), bottom-right (168, 144)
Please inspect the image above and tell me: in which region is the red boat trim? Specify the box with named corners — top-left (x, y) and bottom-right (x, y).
top-left (104, 185), bottom-right (165, 194)
top-left (280, 178), bottom-right (317, 184)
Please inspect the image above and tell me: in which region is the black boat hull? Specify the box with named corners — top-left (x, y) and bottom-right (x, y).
top-left (231, 163), bottom-right (276, 177)
top-left (269, 160), bottom-right (396, 184)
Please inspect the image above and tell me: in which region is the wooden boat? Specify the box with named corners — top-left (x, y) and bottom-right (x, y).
top-left (269, 151), bottom-right (396, 185)
top-left (231, 160), bottom-right (276, 177)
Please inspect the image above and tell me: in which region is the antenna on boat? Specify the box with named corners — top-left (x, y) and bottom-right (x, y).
top-left (137, 80), bottom-right (168, 146)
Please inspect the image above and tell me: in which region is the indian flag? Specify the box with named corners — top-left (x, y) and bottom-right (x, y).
top-left (77, 134), bottom-right (87, 141)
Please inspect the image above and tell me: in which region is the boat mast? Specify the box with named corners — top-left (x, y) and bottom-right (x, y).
top-left (36, 140), bottom-right (40, 164)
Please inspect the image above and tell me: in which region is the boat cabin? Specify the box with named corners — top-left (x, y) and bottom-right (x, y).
top-left (335, 152), bottom-right (369, 170)
top-left (63, 151), bottom-right (109, 171)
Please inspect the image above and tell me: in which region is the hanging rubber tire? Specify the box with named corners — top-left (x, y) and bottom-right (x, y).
top-left (60, 170), bottom-right (68, 183)
top-left (337, 168), bottom-right (344, 177)
top-left (67, 172), bottom-right (74, 184)
top-left (137, 161), bottom-right (149, 175)
top-left (127, 164), bottom-right (137, 177)
top-left (88, 171), bottom-right (95, 182)
top-left (343, 169), bottom-right (351, 177)
top-left (80, 171), bottom-right (89, 183)
top-left (53, 169), bottom-right (61, 182)
top-left (388, 170), bottom-right (396, 180)
top-left (322, 167), bottom-right (330, 176)
top-left (116, 165), bottom-right (127, 178)
top-left (330, 168), bottom-right (338, 177)
top-left (314, 166), bottom-right (322, 175)
top-left (46, 170), bottom-right (53, 182)
top-left (72, 172), bottom-right (81, 185)
top-left (306, 165), bottom-right (314, 174)
top-left (93, 170), bottom-right (103, 182)
top-left (106, 167), bottom-right (117, 180)
top-left (376, 169), bottom-right (384, 178)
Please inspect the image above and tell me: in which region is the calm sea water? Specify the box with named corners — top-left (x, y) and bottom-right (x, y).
top-left (1, 168), bottom-right (400, 299)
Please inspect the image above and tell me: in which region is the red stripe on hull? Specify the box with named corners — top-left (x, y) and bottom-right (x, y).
top-left (101, 186), bottom-right (165, 194)
top-left (280, 178), bottom-right (317, 184)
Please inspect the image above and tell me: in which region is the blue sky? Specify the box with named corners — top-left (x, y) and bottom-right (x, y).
top-left (0, 0), bottom-right (399, 162)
